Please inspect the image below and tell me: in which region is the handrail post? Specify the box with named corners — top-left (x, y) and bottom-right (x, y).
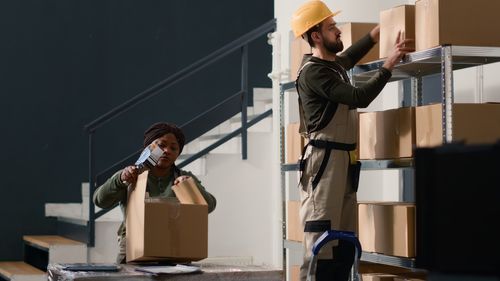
top-left (88, 133), bottom-right (95, 247)
top-left (241, 45), bottom-right (248, 160)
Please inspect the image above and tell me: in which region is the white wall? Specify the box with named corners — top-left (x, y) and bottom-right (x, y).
top-left (454, 63), bottom-right (500, 103)
top-left (197, 132), bottom-right (277, 267)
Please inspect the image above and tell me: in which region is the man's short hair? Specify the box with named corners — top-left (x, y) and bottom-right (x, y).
top-left (304, 23), bottom-right (321, 48)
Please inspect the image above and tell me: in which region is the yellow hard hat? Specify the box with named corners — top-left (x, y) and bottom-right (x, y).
top-left (291, 0), bottom-right (340, 38)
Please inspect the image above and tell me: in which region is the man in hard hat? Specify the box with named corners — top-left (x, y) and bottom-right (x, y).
top-left (291, 1), bottom-right (413, 280)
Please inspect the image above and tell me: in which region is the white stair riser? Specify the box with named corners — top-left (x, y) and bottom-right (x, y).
top-left (177, 157), bottom-right (206, 176)
top-left (252, 100), bottom-right (272, 115)
top-left (253, 87), bottom-right (272, 101)
top-left (183, 139), bottom-right (200, 154)
top-left (88, 221), bottom-right (121, 263)
top-left (198, 137), bottom-right (240, 154)
top-left (45, 203), bottom-right (82, 220)
top-left (49, 245), bottom-right (87, 264)
top-left (46, 203), bottom-right (122, 222)
top-left (230, 116), bottom-right (272, 133)
top-left (10, 275), bottom-right (46, 281)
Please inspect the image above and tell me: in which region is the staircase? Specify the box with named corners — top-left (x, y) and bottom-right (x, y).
top-left (0, 235), bottom-right (87, 281)
top-left (0, 262), bottom-right (45, 281)
top-left (0, 88), bottom-right (274, 274)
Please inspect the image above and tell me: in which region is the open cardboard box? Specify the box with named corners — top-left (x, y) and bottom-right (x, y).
top-left (126, 171), bottom-right (208, 262)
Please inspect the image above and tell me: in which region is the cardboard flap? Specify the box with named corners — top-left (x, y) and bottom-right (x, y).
top-left (126, 170), bottom-right (149, 262)
top-left (172, 177), bottom-right (208, 206)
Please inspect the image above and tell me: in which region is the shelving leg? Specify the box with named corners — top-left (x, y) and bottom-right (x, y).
top-left (441, 46), bottom-right (455, 143)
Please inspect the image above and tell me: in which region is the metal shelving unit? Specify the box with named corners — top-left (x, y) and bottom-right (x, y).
top-left (279, 45), bottom-right (500, 273)
top-left (361, 252), bottom-right (415, 269)
top-left (353, 45), bottom-right (500, 143)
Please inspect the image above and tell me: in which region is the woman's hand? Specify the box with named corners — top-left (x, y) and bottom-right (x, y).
top-left (383, 31), bottom-right (414, 71)
top-left (174, 175), bottom-right (191, 185)
top-left (120, 165), bottom-right (139, 185)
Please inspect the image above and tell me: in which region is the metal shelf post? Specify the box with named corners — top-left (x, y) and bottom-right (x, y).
top-left (441, 46), bottom-right (454, 143)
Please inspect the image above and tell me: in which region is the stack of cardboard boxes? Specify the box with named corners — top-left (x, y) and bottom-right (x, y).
top-left (380, 0), bottom-right (500, 55)
top-left (358, 0), bottom-right (500, 267)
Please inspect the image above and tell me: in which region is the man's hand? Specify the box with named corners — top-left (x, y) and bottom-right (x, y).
top-left (383, 31), bottom-right (414, 70)
top-left (120, 165), bottom-right (139, 185)
top-left (174, 175), bottom-right (191, 185)
top-left (369, 24), bottom-right (380, 43)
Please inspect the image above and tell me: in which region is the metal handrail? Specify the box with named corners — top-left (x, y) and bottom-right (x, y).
top-left (85, 19), bottom-right (276, 246)
top-left (93, 90), bottom-right (244, 187)
top-left (178, 108), bottom-right (272, 169)
top-left (84, 19), bottom-right (276, 133)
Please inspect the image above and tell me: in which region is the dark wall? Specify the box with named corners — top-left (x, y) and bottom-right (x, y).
top-left (0, 0), bottom-right (273, 260)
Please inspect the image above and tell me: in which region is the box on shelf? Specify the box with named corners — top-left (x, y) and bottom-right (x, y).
top-left (126, 171), bottom-right (208, 262)
top-left (415, 103), bottom-right (500, 147)
top-left (361, 274), bottom-right (399, 281)
top-left (338, 22), bottom-right (379, 65)
top-left (286, 122), bottom-right (306, 164)
top-left (290, 35), bottom-right (311, 80)
top-left (379, 5), bottom-right (415, 58)
top-left (362, 274), bottom-right (425, 281)
top-left (287, 200), bottom-right (303, 242)
top-left (416, 0), bottom-right (500, 51)
top-left (358, 202), bottom-right (416, 258)
top-left (359, 107), bottom-right (415, 159)
top-left (290, 265), bottom-right (300, 281)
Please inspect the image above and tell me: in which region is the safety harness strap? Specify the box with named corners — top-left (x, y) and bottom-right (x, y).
top-left (300, 140), bottom-right (356, 190)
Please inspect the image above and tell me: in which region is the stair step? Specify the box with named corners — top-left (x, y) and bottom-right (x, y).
top-left (176, 154), bottom-right (206, 176)
top-left (0, 262), bottom-right (46, 281)
top-left (45, 202), bottom-right (122, 222)
top-left (23, 235), bottom-right (84, 250)
top-left (23, 235), bottom-right (87, 266)
top-left (198, 133), bottom-right (240, 154)
top-left (253, 87), bottom-right (272, 101)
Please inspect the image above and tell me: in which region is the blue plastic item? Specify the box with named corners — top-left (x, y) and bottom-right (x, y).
top-left (307, 230), bottom-right (362, 281)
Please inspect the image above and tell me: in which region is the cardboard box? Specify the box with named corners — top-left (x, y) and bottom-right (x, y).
top-left (359, 107), bottom-right (415, 159)
top-left (126, 171), bottom-right (208, 262)
top-left (416, 0), bottom-right (500, 51)
top-left (358, 202), bottom-right (416, 258)
top-left (362, 274), bottom-right (426, 281)
top-left (379, 5), bottom-right (415, 58)
top-left (286, 122), bottom-right (306, 164)
top-left (362, 274), bottom-right (399, 281)
top-left (394, 277), bottom-right (426, 281)
top-left (415, 103), bottom-right (500, 147)
top-left (338, 22), bottom-right (379, 65)
top-left (287, 200), bottom-right (303, 242)
top-left (290, 265), bottom-right (300, 281)
top-left (172, 177), bottom-right (208, 205)
top-left (290, 35), bottom-right (311, 80)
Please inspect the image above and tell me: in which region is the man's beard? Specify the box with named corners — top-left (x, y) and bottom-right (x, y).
top-left (323, 38), bottom-right (344, 54)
